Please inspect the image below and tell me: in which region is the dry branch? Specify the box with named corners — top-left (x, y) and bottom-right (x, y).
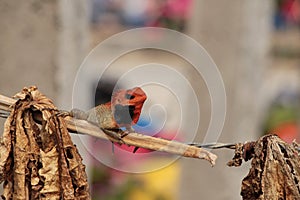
top-left (0, 88), bottom-right (217, 166)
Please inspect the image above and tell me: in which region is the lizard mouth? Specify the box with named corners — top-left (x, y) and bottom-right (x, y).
top-left (113, 104), bottom-right (135, 125)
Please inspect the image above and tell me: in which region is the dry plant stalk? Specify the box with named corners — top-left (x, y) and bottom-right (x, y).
top-left (65, 117), bottom-right (217, 163)
top-left (0, 86), bottom-right (90, 200)
top-left (0, 91), bottom-right (217, 166)
top-left (228, 134), bottom-right (300, 200)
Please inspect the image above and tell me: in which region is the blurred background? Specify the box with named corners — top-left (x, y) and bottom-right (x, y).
top-left (0, 0), bottom-right (300, 199)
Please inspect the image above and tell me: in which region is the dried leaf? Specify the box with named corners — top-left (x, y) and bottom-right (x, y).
top-left (0, 86), bottom-right (90, 199)
top-left (228, 134), bottom-right (300, 200)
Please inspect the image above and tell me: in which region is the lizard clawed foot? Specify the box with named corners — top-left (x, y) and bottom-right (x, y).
top-left (103, 129), bottom-right (140, 153)
top-left (121, 131), bottom-right (129, 138)
top-left (102, 128), bottom-right (125, 145)
top-left (121, 126), bottom-right (135, 138)
top-left (121, 128), bottom-right (141, 153)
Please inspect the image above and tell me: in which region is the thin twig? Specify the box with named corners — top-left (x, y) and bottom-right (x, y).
top-left (189, 142), bottom-right (236, 149)
top-left (0, 94), bottom-right (217, 166)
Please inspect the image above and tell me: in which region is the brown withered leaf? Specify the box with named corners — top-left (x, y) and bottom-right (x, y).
top-left (228, 134), bottom-right (300, 200)
top-left (0, 86), bottom-right (90, 200)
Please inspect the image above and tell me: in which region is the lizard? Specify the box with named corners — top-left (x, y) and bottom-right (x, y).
top-left (69, 87), bottom-right (147, 145)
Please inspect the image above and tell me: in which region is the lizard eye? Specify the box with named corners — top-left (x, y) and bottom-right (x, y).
top-left (125, 93), bottom-right (135, 100)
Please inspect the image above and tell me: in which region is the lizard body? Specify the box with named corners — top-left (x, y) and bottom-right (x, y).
top-left (70, 87), bottom-right (147, 141)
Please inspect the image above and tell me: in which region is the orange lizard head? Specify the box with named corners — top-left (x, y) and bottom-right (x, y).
top-left (111, 87), bottom-right (147, 127)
